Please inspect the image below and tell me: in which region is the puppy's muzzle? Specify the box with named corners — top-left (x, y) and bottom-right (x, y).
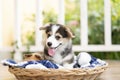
top-left (47, 42), bottom-right (62, 49)
top-left (47, 42), bottom-right (52, 47)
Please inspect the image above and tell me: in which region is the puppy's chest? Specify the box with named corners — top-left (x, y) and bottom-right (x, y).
top-left (52, 52), bottom-right (63, 64)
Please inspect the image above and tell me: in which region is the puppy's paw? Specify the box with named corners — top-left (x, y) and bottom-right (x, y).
top-left (63, 63), bottom-right (74, 69)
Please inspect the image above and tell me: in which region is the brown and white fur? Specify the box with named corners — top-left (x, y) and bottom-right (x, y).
top-left (24, 52), bottom-right (44, 61)
top-left (40, 23), bottom-right (75, 68)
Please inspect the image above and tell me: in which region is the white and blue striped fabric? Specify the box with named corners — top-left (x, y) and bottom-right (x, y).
top-left (1, 52), bottom-right (106, 69)
top-left (1, 60), bottom-right (59, 69)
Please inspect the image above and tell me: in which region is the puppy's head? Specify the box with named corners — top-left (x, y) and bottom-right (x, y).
top-left (24, 52), bottom-right (44, 61)
top-left (40, 23), bottom-right (75, 56)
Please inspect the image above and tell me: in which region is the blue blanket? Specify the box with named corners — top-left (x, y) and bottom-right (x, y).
top-left (1, 53), bottom-right (106, 69)
top-left (1, 60), bottom-right (59, 69)
top-left (74, 55), bottom-right (106, 68)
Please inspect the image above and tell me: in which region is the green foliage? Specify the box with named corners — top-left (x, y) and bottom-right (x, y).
top-left (90, 52), bottom-right (120, 60)
top-left (21, 0), bottom-right (120, 59)
top-left (88, 0), bottom-right (120, 59)
top-left (43, 9), bottom-right (58, 23)
top-left (112, 27), bottom-right (120, 44)
top-left (88, 0), bottom-right (104, 44)
top-left (65, 0), bottom-right (80, 44)
top-left (111, 0), bottom-right (120, 44)
top-left (21, 14), bottom-right (35, 46)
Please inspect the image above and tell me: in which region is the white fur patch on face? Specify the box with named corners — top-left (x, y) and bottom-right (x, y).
top-left (52, 25), bottom-right (60, 35)
top-left (46, 25), bottom-right (61, 48)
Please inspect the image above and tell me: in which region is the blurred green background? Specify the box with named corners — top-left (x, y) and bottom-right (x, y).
top-left (21, 0), bottom-right (120, 60)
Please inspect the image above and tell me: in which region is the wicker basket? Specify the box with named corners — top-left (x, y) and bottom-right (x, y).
top-left (9, 63), bottom-right (108, 80)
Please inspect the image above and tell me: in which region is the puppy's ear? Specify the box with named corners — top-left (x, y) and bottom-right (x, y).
top-left (65, 27), bottom-right (75, 38)
top-left (35, 55), bottom-right (42, 60)
top-left (34, 52), bottom-right (44, 60)
top-left (39, 23), bottom-right (51, 30)
top-left (24, 54), bottom-right (32, 58)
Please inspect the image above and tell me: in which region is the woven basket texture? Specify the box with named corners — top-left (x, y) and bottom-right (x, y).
top-left (9, 64), bottom-right (108, 80)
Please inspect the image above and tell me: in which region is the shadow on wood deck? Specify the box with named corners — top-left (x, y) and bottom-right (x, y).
top-left (0, 60), bottom-right (120, 80)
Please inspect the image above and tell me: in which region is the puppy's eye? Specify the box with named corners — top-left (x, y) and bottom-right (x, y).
top-left (55, 35), bottom-right (61, 40)
top-left (47, 34), bottom-right (51, 37)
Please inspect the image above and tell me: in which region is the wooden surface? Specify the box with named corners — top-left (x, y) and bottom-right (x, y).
top-left (0, 60), bottom-right (120, 80)
top-left (97, 60), bottom-right (120, 80)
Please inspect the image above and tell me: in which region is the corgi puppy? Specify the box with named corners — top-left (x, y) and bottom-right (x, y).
top-left (40, 23), bottom-right (75, 68)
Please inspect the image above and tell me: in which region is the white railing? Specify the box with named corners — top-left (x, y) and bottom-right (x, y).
top-left (0, 0), bottom-right (120, 54)
top-left (0, 0), bottom-right (2, 47)
top-left (74, 0), bottom-right (120, 52)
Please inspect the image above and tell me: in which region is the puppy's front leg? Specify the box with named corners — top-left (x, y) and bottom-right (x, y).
top-left (62, 54), bottom-right (74, 69)
top-left (63, 63), bottom-right (74, 69)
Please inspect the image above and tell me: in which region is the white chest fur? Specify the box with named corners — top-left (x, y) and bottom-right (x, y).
top-left (52, 51), bottom-right (62, 64)
top-left (52, 40), bottom-right (72, 65)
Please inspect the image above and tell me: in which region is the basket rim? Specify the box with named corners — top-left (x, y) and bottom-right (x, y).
top-left (9, 63), bottom-right (108, 77)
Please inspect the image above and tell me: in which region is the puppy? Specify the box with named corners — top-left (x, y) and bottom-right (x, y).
top-left (40, 23), bottom-right (75, 68)
top-left (24, 52), bottom-right (44, 61)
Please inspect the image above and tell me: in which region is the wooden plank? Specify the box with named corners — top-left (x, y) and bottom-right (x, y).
top-left (14, 0), bottom-right (22, 48)
top-left (1, 44), bottom-right (120, 52)
top-left (0, 47), bottom-right (13, 52)
top-left (98, 60), bottom-right (120, 80)
top-left (73, 45), bottom-right (120, 52)
top-left (57, 0), bottom-right (65, 24)
top-left (35, 0), bottom-right (44, 51)
top-left (14, 0), bottom-right (23, 61)
top-left (80, 0), bottom-right (88, 46)
top-left (104, 0), bottom-right (111, 46)
top-left (0, 64), bottom-right (16, 80)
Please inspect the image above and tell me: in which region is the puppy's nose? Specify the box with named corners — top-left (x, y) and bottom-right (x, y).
top-left (47, 42), bottom-right (52, 47)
